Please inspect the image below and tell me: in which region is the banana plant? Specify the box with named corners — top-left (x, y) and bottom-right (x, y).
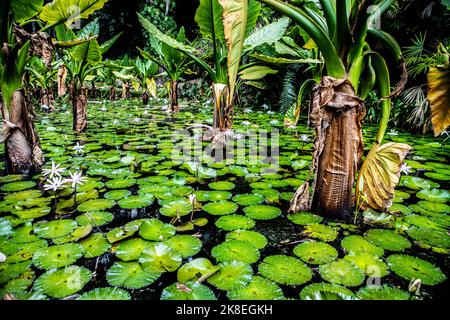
top-left (0, 0), bottom-right (109, 174)
top-left (258, 0), bottom-right (410, 221)
top-left (132, 57), bottom-right (159, 105)
top-left (138, 26), bottom-right (195, 112)
top-left (26, 57), bottom-right (58, 112)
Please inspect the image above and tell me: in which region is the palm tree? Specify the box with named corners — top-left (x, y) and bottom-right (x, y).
top-left (257, 0), bottom-right (411, 221)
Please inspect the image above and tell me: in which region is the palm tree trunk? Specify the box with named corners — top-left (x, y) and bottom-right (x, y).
top-left (142, 89), bottom-right (149, 105)
top-left (110, 86), bottom-right (116, 101)
top-left (290, 77), bottom-right (365, 221)
top-left (122, 83), bottom-right (131, 99)
top-left (58, 65), bottom-right (67, 97)
top-left (91, 81), bottom-right (96, 99)
top-left (2, 89), bottom-right (44, 174)
top-left (169, 79), bottom-right (179, 112)
top-left (72, 87), bottom-right (88, 133)
top-left (40, 88), bottom-right (54, 112)
top-left (212, 83), bottom-right (232, 130)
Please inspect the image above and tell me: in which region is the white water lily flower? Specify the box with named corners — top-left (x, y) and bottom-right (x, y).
top-left (143, 110), bottom-right (149, 116)
top-left (261, 104), bottom-right (269, 110)
top-left (241, 121), bottom-right (251, 126)
top-left (113, 119), bottom-right (119, 125)
top-left (188, 194), bottom-right (197, 205)
top-left (287, 124), bottom-right (297, 129)
top-left (400, 163), bottom-right (412, 175)
top-left (43, 176), bottom-right (65, 192)
top-left (267, 111), bottom-right (275, 115)
top-left (388, 129), bottom-right (398, 136)
top-left (64, 171), bottom-right (87, 188)
top-left (270, 119), bottom-right (279, 125)
top-left (243, 108), bottom-right (252, 113)
top-left (73, 142), bottom-right (85, 155)
top-left (100, 107), bottom-right (107, 112)
top-left (42, 161), bottom-right (66, 179)
top-left (0, 252), bottom-right (6, 263)
top-left (299, 134), bottom-right (310, 143)
top-left (133, 117), bottom-right (141, 123)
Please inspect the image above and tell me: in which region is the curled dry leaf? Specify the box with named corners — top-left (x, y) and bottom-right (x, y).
top-left (427, 66), bottom-right (450, 136)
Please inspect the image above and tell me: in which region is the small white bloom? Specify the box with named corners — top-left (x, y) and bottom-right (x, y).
top-left (161, 105), bottom-right (169, 111)
top-left (243, 108), bottom-right (252, 113)
top-left (299, 134), bottom-right (310, 143)
top-left (73, 142), bottom-right (85, 155)
top-left (241, 121), bottom-right (251, 126)
top-left (400, 163), bottom-right (412, 175)
top-left (0, 252), bottom-right (6, 263)
top-left (188, 194), bottom-right (197, 205)
top-left (100, 107), bottom-right (107, 112)
top-left (42, 161), bottom-right (66, 179)
top-left (267, 111), bottom-right (275, 115)
top-left (43, 176), bottom-right (65, 192)
top-left (288, 124), bottom-right (297, 129)
top-left (143, 110), bottom-right (149, 116)
top-left (41, 104), bottom-right (49, 110)
top-left (388, 129), bottom-right (398, 136)
top-left (64, 171), bottom-right (87, 188)
top-left (270, 119), bottom-right (279, 125)
top-left (113, 119), bottom-right (119, 125)
top-left (133, 117), bottom-right (141, 123)
top-left (261, 104), bottom-right (269, 110)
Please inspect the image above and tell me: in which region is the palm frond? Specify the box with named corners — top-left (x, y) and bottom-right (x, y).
top-left (279, 65), bottom-right (299, 114)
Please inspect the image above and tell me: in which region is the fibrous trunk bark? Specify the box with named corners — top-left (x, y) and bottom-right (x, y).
top-left (2, 90), bottom-right (44, 174)
top-left (142, 89), bottom-right (149, 105)
top-left (40, 88), bottom-right (55, 112)
top-left (289, 77), bottom-right (365, 221)
top-left (212, 83), bottom-right (232, 130)
top-left (72, 87), bottom-right (88, 133)
top-left (58, 65), bottom-right (67, 97)
top-left (110, 86), bottom-right (116, 101)
top-left (91, 81), bottom-right (96, 99)
top-left (122, 83), bottom-right (131, 99)
top-left (169, 80), bottom-right (179, 112)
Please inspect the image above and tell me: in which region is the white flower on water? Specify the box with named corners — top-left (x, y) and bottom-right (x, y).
top-left (42, 161), bottom-right (66, 179)
top-left (113, 119), bottom-right (119, 125)
top-left (241, 121), bottom-right (251, 127)
top-left (243, 108), bottom-right (252, 113)
top-left (388, 129), bottom-right (398, 136)
top-left (143, 110), bottom-right (149, 116)
top-left (73, 142), bottom-right (85, 155)
top-left (100, 107), bottom-right (107, 112)
top-left (299, 134), bottom-right (310, 143)
top-left (287, 124), bottom-right (297, 129)
top-left (0, 252), bottom-right (6, 263)
top-left (64, 171), bottom-right (87, 188)
top-left (400, 163), bottom-right (412, 175)
top-left (261, 104), bottom-right (269, 110)
top-left (267, 111), bottom-right (275, 115)
top-left (270, 119), bottom-right (279, 125)
top-left (41, 104), bottom-right (49, 111)
top-left (43, 176), bottom-right (65, 192)
top-left (161, 105), bottom-right (169, 111)
top-left (188, 194), bottom-right (197, 205)
top-left (133, 117), bottom-right (141, 123)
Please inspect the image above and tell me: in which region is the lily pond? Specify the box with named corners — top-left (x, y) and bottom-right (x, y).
top-left (0, 99), bottom-right (449, 301)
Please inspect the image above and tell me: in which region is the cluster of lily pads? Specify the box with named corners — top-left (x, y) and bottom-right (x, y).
top-left (0, 99), bottom-right (448, 300)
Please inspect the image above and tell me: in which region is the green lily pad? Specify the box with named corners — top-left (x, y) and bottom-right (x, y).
top-left (243, 205), bottom-right (281, 220)
top-left (203, 201), bottom-right (238, 215)
top-left (416, 189), bottom-right (450, 203)
top-left (387, 254), bottom-right (446, 285)
top-left (80, 233), bottom-right (111, 258)
top-left (77, 287), bottom-right (131, 300)
top-left (225, 230), bottom-right (267, 249)
top-left (0, 261), bottom-right (32, 284)
top-left (118, 195), bottom-right (154, 209)
top-left (1, 181), bottom-right (36, 192)
top-left (106, 261), bottom-right (161, 289)
top-left (33, 243), bottom-right (84, 270)
top-left (364, 229), bottom-right (411, 252)
top-left (34, 219), bottom-right (78, 239)
top-left (393, 190), bottom-right (411, 203)
top-left (250, 181), bottom-right (272, 190)
top-left (208, 181), bottom-right (235, 191)
top-left (402, 176), bottom-right (439, 190)
top-left (207, 261), bottom-right (253, 291)
top-left (139, 218), bottom-right (176, 241)
top-left (344, 253), bottom-right (389, 277)
top-left (160, 199), bottom-right (192, 217)
top-left (300, 282), bottom-right (356, 300)
top-left (319, 260), bottom-right (365, 287)
top-left (106, 220), bottom-right (142, 243)
top-left (417, 200), bottom-right (450, 214)
top-left (356, 285), bottom-right (410, 300)
top-left (161, 281), bottom-right (216, 300)
top-left (139, 243), bottom-right (182, 272)
top-left (104, 189), bottom-right (132, 201)
top-left (105, 179), bottom-right (136, 189)
top-left (388, 203), bottom-right (413, 215)
top-left (215, 215), bottom-right (255, 231)
top-left (293, 241), bottom-right (338, 265)
top-left (407, 226), bottom-right (450, 249)
top-left (195, 190), bottom-right (232, 202)
top-left (34, 266), bottom-right (92, 298)
top-left (258, 255), bottom-right (312, 285)
top-left (227, 276), bottom-right (284, 300)
top-left (341, 235), bottom-right (384, 257)
top-left (232, 193), bottom-right (264, 206)
top-left (288, 212), bottom-right (323, 225)
top-left (115, 238), bottom-right (153, 261)
top-left (13, 206), bottom-right (51, 219)
top-left (77, 199), bottom-right (115, 212)
top-left (52, 224), bottom-right (92, 245)
top-left (177, 258), bottom-right (219, 283)
top-left (5, 239), bottom-right (48, 263)
top-left (164, 235), bottom-right (202, 258)
top-left (211, 240), bottom-right (260, 264)
top-left (76, 211), bottom-right (113, 227)
top-left (303, 224), bottom-right (339, 242)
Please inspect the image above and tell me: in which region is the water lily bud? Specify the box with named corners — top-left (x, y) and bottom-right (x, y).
top-left (0, 252), bottom-right (6, 263)
top-left (408, 278), bottom-right (422, 294)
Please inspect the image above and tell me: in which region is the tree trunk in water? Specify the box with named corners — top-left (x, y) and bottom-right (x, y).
top-left (2, 90), bottom-right (45, 174)
top-left (72, 87), bottom-right (88, 133)
top-left (122, 83), bottom-right (131, 99)
top-left (58, 65), bottom-right (67, 97)
top-left (289, 77), bottom-right (365, 221)
top-left (91, 81), bottom-right (96, 99)
top-left (40, 88), bottom-right (54, 112)
top-left (110, 86), bottom-right (116, 101)
top-left (212, 83), bottom-right (232, 130)
top-left (142, 89), bottom-right (149, 105)
top-left (169, 80), bottom-right (179, 112)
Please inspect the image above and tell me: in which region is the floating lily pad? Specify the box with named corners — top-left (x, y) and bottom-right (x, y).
top-left (258, 255), bottom-right (312, 285)
top-left (77, 287), bottom-right (131, 300)
top-left (34, 266), bottom-right (92, 298)
top-left (177, 258), bottom-right (219, 283)
top-left (344, 253), bottom-right (389, 277)
top-left (34, 219), bottom-right (78, 239)
top-left (160, 199), bottom-right (192, 217)
top-left (341, 235), bottom-right (384, 257)
top-left (139, 218), bottom-right (176, 241)
top-left (195, 190), bottom-right (232, 202)
top-left (80, 233), bottom-right (111, 258)
top-left (106, 261), bottom-right (161, 289)
top-left (161, 281), bottom-right (216, 300)
top-left (13, 206), bottom-right (51, 219)
top-left (407, 226), bottom-right (450, 249)
top-left (208, 181), bottom-right (235, 191)
top-left (225, 230), bottom-right (267, 249)
top-left (164, 235), bottom-right (202, 258)
top-left (300, 282), bottom-right (356, 300)
top-left (0, 261), bottom-right (32, 284)
top-left (293, 241), bottom-right (338, 265)
top-left (106, 220), bottom-right (142, 243)
top-left (105, 179), bottom-right (136, 189)
top-left (33, 243), bottom-right (84, 270)
top-left (417, 201), bottom-right (450, 214)
top-left (115, 238), bottom-right (153, 261)
top-left (139, 243), bottom-right (182, 272)
top-left (356, 285), bottom-right (410, 300)
top-left (232, 193), bottom-right (264, 206)
top-left (250, 181), bottom-right (272, 190)
top-left (203, 201), bottom-right (238, 215)
top-left (402, 176), bottom-right (439, 190)
top-left (387, 254), bottom-right (446, 285)
top-left (53, 224), bottom-right (92, 244)
top-left (118, 195), bottom-right (153, 209)
top-left (215, 215), bottom-right (255, 231)
top-left (288, 212), bottom-right (323, 225)
top-left (393, 190), bottom-right (411, 203)
top-left (319, 260), bottom-right (365, 287)
top-left (207, 261), bottom-right (253, 291)
top-left (388, 203), bottom-right (412, 215)
top-left (104, 190), bottom-right (132, 201)
top-left (364, 229), bottom-right (411, 252)
top-left (416, 189), bottom-right (450, 203)
top-left (77, 199), bottom-right (115, 212)
top-left (76, 211), bottom-right (113, 227)
top-left (243, 205), bottom-right (281, 220)
top-left (1, 181), bottom-right (36, 192)
top-left (211, 240), bottom-right (260, 264)
top-left (5, 239), bottom-right (48, 263)
top-left (227, 276), bottom-right (284, 300)
top-left (303, 224), bottom-right (339, 242)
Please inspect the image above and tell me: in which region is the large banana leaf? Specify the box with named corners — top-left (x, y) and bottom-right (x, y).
top-left (70, 39), bottom-right (102, 63)
top-left (251, 53), bottom-right (321, 64)
top-left (239, 65), bottom-right (278, 80)
top-left (356, 142), bottom-right (411, 211)
top-left (219, 0), bottom-right (250, 101)
top-left (40, 0), bottom-right (108, 27)
top-left (428, 66), bottom-right (450, 136)
top-left (11, 0), bottom-right (44, 23)
top-left (245, 0), bottom-right (261, 36)
top-left (244, 17), bottom-right (289, 51)
top-left (195, 0), bottom-right (225, 42)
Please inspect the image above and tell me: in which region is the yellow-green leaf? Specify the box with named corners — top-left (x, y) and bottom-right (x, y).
top-left (11, 0), bottom-right (44, 23)
top-left (428, 66), bottom-right (450, 136)
top-left (40, 0), bottom-right (108, 27)
top-left (146, 78), bottom-right (157, 97)
top-left (239, 65), bottom-right (278, 80)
